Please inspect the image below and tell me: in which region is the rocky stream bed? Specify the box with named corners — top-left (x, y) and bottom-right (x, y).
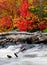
top-left (0, 31), bottom-right (47, 65)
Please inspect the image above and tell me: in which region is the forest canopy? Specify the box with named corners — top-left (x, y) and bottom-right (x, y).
top-left (0, 0), bottom-right (47, 32)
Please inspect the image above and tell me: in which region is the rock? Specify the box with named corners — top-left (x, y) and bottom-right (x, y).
top-left (7, 55), bottom-right (12, 58)
top-left (25, 38), bottom-right (32, 44)
top-left (14, 53), bottom-right (18, 57)
top-left (35, 40), bottom-right (47, 44)
top-left (0, 31), bottom-right (47, 45)
top-left (21, 47), bottom-right (27, 52)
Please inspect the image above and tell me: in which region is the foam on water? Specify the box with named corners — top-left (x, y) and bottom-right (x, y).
top-left (0, 44), bottom-right (47, 65)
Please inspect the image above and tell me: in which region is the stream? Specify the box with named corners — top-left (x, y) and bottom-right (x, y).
top-left (0, 43), bottom-right (47, 65)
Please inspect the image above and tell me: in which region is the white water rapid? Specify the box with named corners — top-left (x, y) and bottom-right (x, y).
top-left (0, 44), bottom-right (47, 65)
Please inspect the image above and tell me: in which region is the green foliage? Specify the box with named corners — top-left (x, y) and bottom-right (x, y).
top-left (43, 28), bottom-right (47, 33)
top-left (28, 8), bottom-right (38, 13)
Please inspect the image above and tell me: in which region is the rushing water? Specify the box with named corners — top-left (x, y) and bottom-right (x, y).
top-left (0, 43), bottom-right (47, 65)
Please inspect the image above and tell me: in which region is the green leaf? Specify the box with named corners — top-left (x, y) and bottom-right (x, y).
top-left (43, 28), bottom-right (47, 33)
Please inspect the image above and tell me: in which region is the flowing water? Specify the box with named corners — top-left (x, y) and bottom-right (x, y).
top-left (0, 43), bottom-right (47, 65)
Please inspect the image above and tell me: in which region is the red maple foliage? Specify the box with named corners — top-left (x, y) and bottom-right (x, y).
top-left (20, 0), bottom-right (28, 17)
top-left (0, 16), bottom-right (12, 29)
top-left (38, 22), bottom-right (47, 30)
top-left (0, 0), bottom-right (47, 32)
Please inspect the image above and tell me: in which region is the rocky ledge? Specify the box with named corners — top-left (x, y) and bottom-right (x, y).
top-left (0, 31), bottom-right (47, 48)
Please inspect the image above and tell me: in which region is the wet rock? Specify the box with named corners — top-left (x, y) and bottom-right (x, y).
top-left (36, 40), bottom-right (47, 44)
top-left (14, 53), bottom-right (18, 57)
top-left (7, 55), bottom-right (12, 58)
top-left (20, 47), bottom-right (27, 52)
top-left (25, 38), bottom-right (32, 44)
top-left (1, 43), bottom-right (5, 48)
